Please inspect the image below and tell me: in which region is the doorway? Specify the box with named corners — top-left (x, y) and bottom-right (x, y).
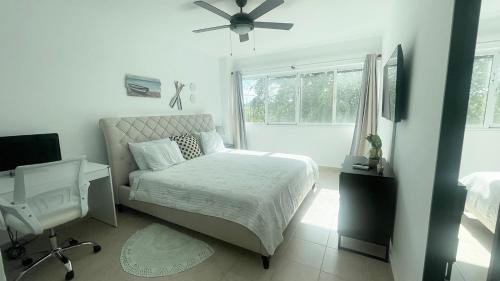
top-left (423, 0), bottom-right (500, 280)
top-left (452, 40), bottom-right (500, 281)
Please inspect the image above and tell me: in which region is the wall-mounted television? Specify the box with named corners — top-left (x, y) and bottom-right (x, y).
top-left (382, 44), bottom-right (404, 122)
top-left (0, 133), bottom-right (61, 172)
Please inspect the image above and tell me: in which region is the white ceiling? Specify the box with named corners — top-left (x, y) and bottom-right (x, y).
top-left (168, 0), bottom-right (499, 58)
top-left (175, 0), bottom-right (391, 58)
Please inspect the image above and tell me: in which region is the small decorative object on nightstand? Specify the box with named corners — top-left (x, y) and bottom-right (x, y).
top-left (377, 162), bottom-right (384, 175)
top-left (366, 134), bottom-right (383, 168)
top-left (338, 155), bottom-right (396, 262)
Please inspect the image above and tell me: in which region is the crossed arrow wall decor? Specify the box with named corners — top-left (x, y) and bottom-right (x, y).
top-left (169, 81), bottom-right (185, 110)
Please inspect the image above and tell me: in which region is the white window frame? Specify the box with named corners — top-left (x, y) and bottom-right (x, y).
top-left (241, 62), bottom-right (364, 126)
top-left (242, 74), bottom-right (268, 124)
top-left (298, 69), bottom-right (336, 125)
top-left (267, 73), bottom-right (299, 125)
top-left (485, 52), bottom-right (500, 128)
top-left (466, 51), bottom-right (500, 129)
top-left (334, 67), bottom-right (365, 126)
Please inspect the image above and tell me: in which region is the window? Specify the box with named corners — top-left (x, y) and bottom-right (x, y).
top-left (466, 53), bottom-right (500, 128)
top-left (494, 86), bottom-right (500, 125)
top-left (242, 65), bottom-right (364, 125)
top-left (268, 75), bottom-right (297, 123)
top-left (300, 72), bottom-right (334, 123)
top-left (336, 69), bottom-right (363, 123)
top-left (242, 77), bottom-right (266, 123)
top-left (466, 56), bottom-right (494, 125)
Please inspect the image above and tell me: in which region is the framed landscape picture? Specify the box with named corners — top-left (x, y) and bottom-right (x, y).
top-left (125, 75), bottom-right (161, 98)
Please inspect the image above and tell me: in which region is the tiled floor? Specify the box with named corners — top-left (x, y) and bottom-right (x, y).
top-left (4, 167), bottom-right (394, 281)
top-left (451, 212), bottom-right (494, 281)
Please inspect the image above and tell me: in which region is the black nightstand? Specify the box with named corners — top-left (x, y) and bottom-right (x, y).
top-left (338, 156), bottom-right (397, 262)
top-left (224, 143), bottom-right (235, 149)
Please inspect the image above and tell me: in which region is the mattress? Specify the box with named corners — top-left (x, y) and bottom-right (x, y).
top-left (460, 172), bottom-right (500, 233)
top-left (128, 149), bottom-right (319, 255)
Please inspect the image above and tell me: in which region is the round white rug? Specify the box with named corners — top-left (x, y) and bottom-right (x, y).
top-left (120, 223), bottom-right (214, 277)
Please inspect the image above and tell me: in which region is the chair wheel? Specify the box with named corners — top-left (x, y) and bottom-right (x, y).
top-left (69, 239), bottom-right (79, 246)
top-left (93, 245), bottom-right (101, 253)
top-left (22, 258), bottom-right (33, 267)
top-left (65, 270), bottom-right (74, 280)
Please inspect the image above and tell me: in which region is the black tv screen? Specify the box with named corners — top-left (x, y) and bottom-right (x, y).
top-left (0, 133), bottom-right (62, 172)
top-left (382, 44), bottom-right (404, 122)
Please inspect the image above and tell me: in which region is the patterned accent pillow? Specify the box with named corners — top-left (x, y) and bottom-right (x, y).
top-left (170, 134), bottom-right (202, 160)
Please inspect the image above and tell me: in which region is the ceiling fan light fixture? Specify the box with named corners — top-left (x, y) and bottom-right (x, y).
top-left (231, 23), bottom-right (254, 35)
top-left (193, 0), bottom-right (293, 45)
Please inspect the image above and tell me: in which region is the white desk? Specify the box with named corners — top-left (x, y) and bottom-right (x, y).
top-left (0, 162), bottom-right (118, 228)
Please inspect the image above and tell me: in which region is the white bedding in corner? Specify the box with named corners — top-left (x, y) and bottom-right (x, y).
top-left (460, 172), bottom-right (500, 233)
top-left (129, 149), bottom-right (319, 255)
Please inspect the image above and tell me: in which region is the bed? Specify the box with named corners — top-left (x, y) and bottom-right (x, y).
top-left (99, 114), bottom-right (318, 268)
top-left (460, 172), bottom-right (500, 233)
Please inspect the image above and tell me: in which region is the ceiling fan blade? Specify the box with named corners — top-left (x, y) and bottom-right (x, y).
top-left (194, 1), bottom-right (231, 20)
top-left (193, 25), bottom-right (230, 33)
top-left (254, 21), bottom-right (293, 30)
top-left (239, 33), bottom-right (249, 42)
top-left (248, 0), bottom-right (284, 20)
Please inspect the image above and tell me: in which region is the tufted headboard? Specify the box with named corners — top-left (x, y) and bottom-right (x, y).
top-left (99, 114), bottom-right (215, 201)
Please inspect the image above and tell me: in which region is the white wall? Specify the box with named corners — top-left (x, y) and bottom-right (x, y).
top-left (246, 124), bottom-right (354, 167)
top-left (0, 0), bottom-right (223, 164)
top-left (218, 57), bottom-right (235, 144)
top-left (460, 129), bottom-right (500, 176)
top-left (379, 0), bottom-right (455, 280)
top-left (477, 16), bottom-right (500, 43)
top-left (225, 37), bottom-right (381, 167)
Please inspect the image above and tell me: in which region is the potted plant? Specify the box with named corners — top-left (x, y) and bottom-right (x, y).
top-left (366, 134), bottom-right (382, 168)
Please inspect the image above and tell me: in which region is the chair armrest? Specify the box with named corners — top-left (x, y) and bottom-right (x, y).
top-left (0, 200), bottom-right (43, 235)
top-left (79, 182), bottom-right (91, 217)
top-left (0, 198), bottom-right (11, 231)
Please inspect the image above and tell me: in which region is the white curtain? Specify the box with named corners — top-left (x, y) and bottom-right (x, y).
top-left (350, 54), bottom-right (379, 156)
top-left (231, 71), bottom-right (248, 149)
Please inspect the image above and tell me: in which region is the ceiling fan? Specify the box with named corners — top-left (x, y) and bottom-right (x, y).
top-left (193, 0), bottom-right (294, 42)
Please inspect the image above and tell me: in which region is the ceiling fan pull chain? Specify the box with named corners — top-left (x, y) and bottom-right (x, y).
top-left (229, 30), bottom-right (233, 56)
top-left (253, 30), bottom-right (256, 52)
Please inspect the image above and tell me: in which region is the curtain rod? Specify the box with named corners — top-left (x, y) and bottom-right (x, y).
top-left (231, 53), bottom-right (381, 75)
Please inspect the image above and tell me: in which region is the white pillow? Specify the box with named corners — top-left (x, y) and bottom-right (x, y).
top-left (191, 132), bottom-right (203, 152)
top-left (142, 141), bottom-right (185, 171)
top-left (200, 130), bottom-right (225, 155)
top-left (129, 139), bottom-right (171, 170)
top-left (164, 141), bottom-right (185, 164)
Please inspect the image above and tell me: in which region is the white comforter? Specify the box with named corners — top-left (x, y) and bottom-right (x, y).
top-left (129, 149), bottom-right (319, 255)
top-left (460, 172), bottom-right (500, 233)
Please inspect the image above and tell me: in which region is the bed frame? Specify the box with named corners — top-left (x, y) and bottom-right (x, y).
top-left (99, 114), bottom-right (277, 268)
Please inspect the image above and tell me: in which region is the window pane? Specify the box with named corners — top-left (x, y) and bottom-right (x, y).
top-left (268, 75), bottom-right (297, 123)
top-left (336, 70), bottom-right (363, 123)
top-left (494, 81), bottom-right (500, 125)
top-left (300, 72), bottom-right (334, 123)
top-left (242, 77), bottom-right (266, 123)
top-left (466, 56), bottom-right (493, 125)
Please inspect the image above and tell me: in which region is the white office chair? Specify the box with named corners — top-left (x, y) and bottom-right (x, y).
top-left (0, 157), bottom-right (101, 281)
